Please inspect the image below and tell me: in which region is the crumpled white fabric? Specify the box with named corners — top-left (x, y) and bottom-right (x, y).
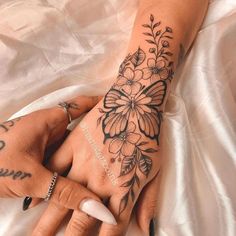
top-left (0, 0), bottom-right (236, 235)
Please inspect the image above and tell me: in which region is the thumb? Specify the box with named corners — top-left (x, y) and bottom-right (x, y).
top-left (135, 169), bottom-right (161, 235)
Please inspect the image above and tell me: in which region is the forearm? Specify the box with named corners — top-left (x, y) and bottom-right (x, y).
top-left (94, 0), bottom-right (210, 162)
top-left (127, 0), bottom-right (209, 70)
top-left (104, 0), bottom-right (209, 146)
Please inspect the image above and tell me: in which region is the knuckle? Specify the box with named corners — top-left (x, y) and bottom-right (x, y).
top-left (139, 199), bottom-right (157, 220)
top-left (147, 199), bottom-right (157, 215)
top-left (57, 183), bottom-right (74, 205)
top-left (68, 214), bottom-right (92, 234)
top-left (51, 202), bottom-right (66, 212)
top-left (100, 228), bottom-right (124, 236)
top-left (31, 226), bottom-right (48, 236)
top-left (100, 223), bottom-right (127, 236)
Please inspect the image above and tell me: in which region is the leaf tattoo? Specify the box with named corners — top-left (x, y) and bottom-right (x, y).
top-left (120, 156), bottom-right (137, 176)
top-left (130, 47), bottom-right (146, 67)
top-left (138, 154), bottom-right (152, 177)
top-left (97, 14), bottom-right (174, 215)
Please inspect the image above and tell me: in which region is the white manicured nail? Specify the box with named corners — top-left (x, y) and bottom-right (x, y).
top-left (79, 199), bottom-right (117, 225)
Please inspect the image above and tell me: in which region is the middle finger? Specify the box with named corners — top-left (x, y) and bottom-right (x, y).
top-left (32, 202), bottom-right (69, 236)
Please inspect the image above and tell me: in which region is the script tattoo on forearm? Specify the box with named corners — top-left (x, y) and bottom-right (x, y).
top-left (0, 117), bottom-right (21, 151)
top-left (97, 15), bottom-right (178, 214)
top-left (0, 168), bottom-right (32, 180)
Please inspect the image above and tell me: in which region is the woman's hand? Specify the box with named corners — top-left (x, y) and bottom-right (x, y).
top-left (31, 93), bottom-right (163, 236)
top-left (0, 96), bottom-right (105, 212)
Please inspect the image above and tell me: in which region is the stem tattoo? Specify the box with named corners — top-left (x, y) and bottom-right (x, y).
top-left (97, 15), bottom-right (175, 215)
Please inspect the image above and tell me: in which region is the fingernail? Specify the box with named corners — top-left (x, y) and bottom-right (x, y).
top-left (149, 218), bottom-right (156, 236)
top-left (79, 199), bottom-right (117, 225)
top-left (23, 197), bottom-right (32, 211)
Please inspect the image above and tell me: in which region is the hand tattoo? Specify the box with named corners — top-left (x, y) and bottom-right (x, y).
top-left (0, 117), bottom-right (21, 152)
top-left (97, 15), bottom-right (176, 215)
top-left (0, 168), bottom-right (32, 180)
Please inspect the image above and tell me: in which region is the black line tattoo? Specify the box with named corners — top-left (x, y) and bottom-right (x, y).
top-left (97, 15), bottom-right (175, 215)
top-left (0, 141), bottom-right (5, 151)
top-left (0, 124), bottom-right (8, 132)
top-left (0, 168), bottom-right (32, 180)
top-left (0, 117), bottom-right (21, 152)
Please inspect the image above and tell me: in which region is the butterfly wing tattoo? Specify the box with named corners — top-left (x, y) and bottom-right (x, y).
top-left (102, 80), bottom-right (167, 144)
top-left (102, 89), bottom-right (130, 140)
top-left (135, 80), bottom-right (167, 144)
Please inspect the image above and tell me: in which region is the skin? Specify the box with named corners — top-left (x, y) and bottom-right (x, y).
top-left (32, 1), bottom-right (209, 235)
top-left (0, 96), bottom-right (103, 210)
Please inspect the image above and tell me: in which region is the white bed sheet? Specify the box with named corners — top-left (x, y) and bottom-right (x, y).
top-left (0, 0), bottom-right (236, 235)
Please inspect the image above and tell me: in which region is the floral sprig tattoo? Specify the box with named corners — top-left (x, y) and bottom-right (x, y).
top-left (97, 15), bottom-right (174, 215)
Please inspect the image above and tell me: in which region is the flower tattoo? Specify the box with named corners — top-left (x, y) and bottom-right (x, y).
top-left (116, 67), bottom-right (143, 95)
top-left (97, 14), bottom-right (174, 215)
top-left (143, 59), bottom-right (169, 82)
top-left (109, 122), bottom-right (141, 158)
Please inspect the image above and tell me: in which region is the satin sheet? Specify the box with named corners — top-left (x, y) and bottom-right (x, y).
top-left (0, 0), bottom-right (235, 235)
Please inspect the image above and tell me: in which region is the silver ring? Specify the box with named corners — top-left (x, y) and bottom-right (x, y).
top-left (44, 172), bottom-right (58, 201)
top-left (58, 102), bottom-right (72, 124)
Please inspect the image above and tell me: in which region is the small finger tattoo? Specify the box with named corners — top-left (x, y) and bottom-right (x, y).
top-left (58, 102), bottom-right (79, 110)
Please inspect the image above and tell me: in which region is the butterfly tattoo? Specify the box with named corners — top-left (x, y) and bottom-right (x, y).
top-left (102, 80), bottom-right (167, 144)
